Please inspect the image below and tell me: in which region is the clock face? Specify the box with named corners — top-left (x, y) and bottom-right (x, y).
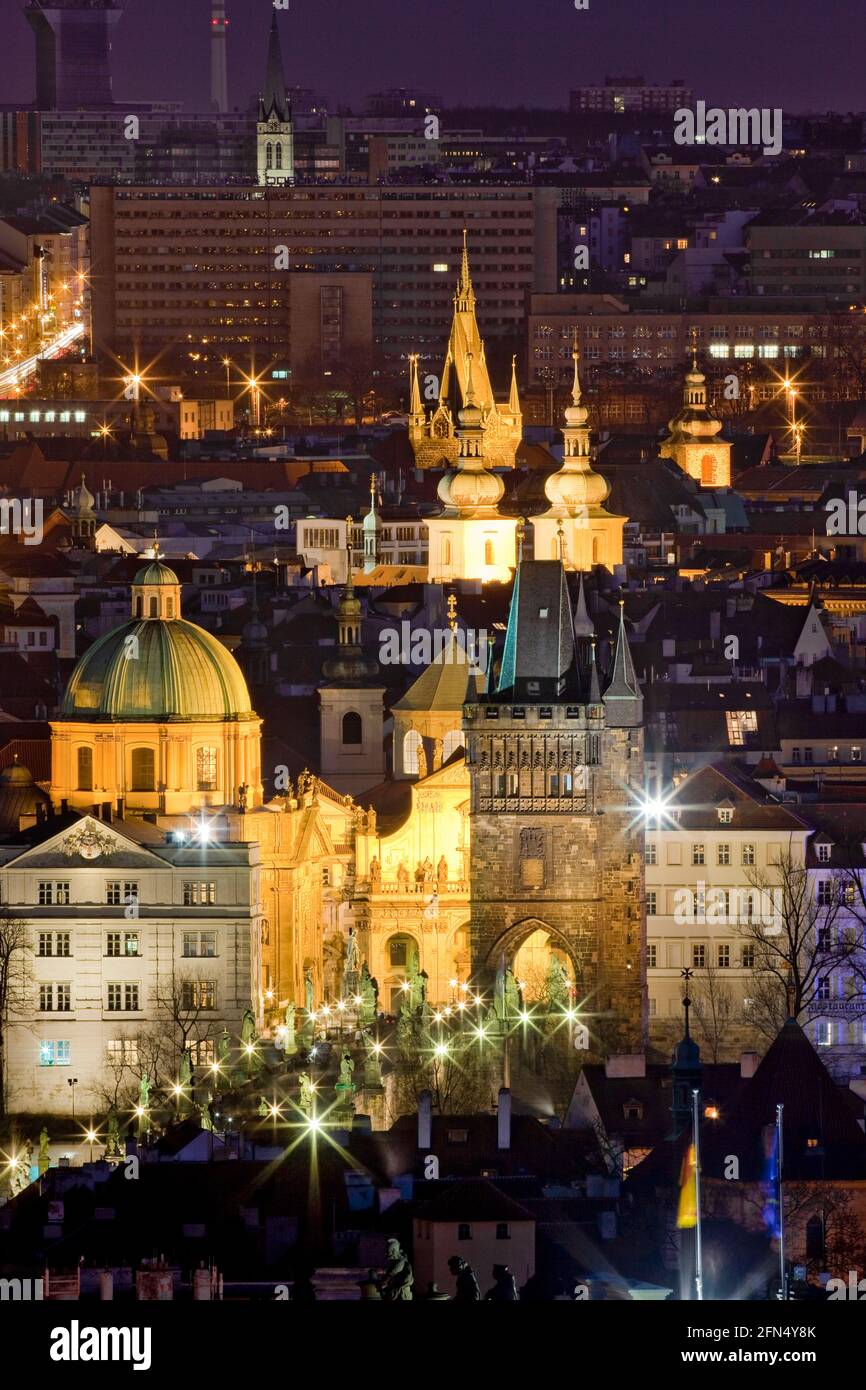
top-left (79, 842), bottom-right (101, 860)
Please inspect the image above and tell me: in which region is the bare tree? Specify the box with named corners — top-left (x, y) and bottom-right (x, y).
top-left (0, 911), bottom-right (32, 1117)
top-left (737, 849), bottom-right (861, 1040)
top-left (154, 970), bottom-right (219, 1072)
top-left (689, 962), bottom-right (738, 1062)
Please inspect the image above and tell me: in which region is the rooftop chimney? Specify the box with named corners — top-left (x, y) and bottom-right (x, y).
top-left (497, 1087), bottom-right (511, 1150)
top-left (417, 1089), bottom-right (432, 1150)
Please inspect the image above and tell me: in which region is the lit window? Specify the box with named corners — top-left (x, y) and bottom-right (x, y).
top-left (725, 710), bottom-right (757, 746)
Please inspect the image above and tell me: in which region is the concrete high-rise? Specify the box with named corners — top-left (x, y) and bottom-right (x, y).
top-left (25, 0), bottom-right (124, 111)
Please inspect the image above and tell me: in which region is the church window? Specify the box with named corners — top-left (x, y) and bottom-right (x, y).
top-left (442, 538), bottom-right (452, 565)
top-left (548, 773), bottom-right (560, 795)
top-left (342, 711), bottom-right (363, 746)
top-left (196, 746), bottom-right (218, 791)
top-left (592, 537), bottom-right (601, 564)
top-left (390, 940), bottom-right (407, 967)
top-left (484, 539), bottom-right (495, 566)
top-left (134, 596), bottom-right (142, 618)
top-left (131, 747), bottom-right (155, 792)
top-left (700, 454), bottom-right (715, 485)
top-left (403, 728), bottom-right (422, 774)
top-left (507, 772), bottom-right (518, 796)
top-left (166, 598), bottom-right (175, 618)
top-left (442, 729), bottom-right (464, 762)
top-left (495, 773), bottom-right (506, 796)
top-left (275, 144), bottom-right (283, 170)
top-left (77, 746), bottom-right (93, 792)
top-left (266, 142), bottom-right (273, 169)
top-left (149, 597), bottom-right (158, 618)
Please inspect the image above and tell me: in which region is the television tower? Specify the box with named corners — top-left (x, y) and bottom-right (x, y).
top-left (210, 0), bottom-right (229, 113)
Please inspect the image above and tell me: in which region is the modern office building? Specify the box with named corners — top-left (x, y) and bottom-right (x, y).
top-left (24, 0), bottom-right (124, 110)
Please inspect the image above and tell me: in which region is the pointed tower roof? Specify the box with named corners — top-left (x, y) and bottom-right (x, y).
top-left (496, 560), bottom-right (577, 701)
top-left (392, 629), bottom-right (484, 713)
top-left (508, 355), bottom-right (520, 416)
top-left (543, 342), bottom-right (611, 518)
top-left (603, 600), bottom-right (643, 726)
top-left (573, 573), bottom-right (594, 638)
top-left (436, 351), bottom-right (504, 518)
top-left (260, 12), bottom-right (289, 122)
top-left (702, 1018), bottom-right (866, 1181)
top-left (409, 353), bottom-right (423, 418)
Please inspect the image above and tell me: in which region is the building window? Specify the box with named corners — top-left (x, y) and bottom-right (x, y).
top-left (647, 944), bottom-right (657, 968)
top-left (106, 1039), bottom-right (139, 1066)
top-left (106, 931), bottom-right (140, 957)
top-left (817, 843), bottom-right (831, 864)
top-left (403, 729), bottom-right (422, 775)
top-left (106, 881), bottom-right (139, 906)
top-left (442, 729), bottom-right (464, 762)
top-left (342, 711), bottom-right (363, 747)
top-left (38, 882), bottom-right (70, 905)
top-left (646, 890), bottom-right (657, 915)
top-left (742, 844), bottom-right (755, 866)
top-left (484, 540), bottom-right (495, 566)
top-left (817, 880), bottom-right (834, 906)
top-left (131, 747), bottom-right (156, 792)
top-left (692, 944), bottom-right (706, 968)
top-left (183, 931), bottom-right (217, 957)
top-left (182, 980), bottom-right (216, 1011)
top-left (816, 976), bottom-right (831, 1001)
top-left (190, 1038), bottom-right (216, 1066)
top-left (692, 844), bottom-right (705, 866)
top-left (77, 746), bottom-right (93, 792)
top-left (645, 841), bottom-right (657, 866)
top-left (495, 1223), bottom-right (511, 1240)
top-left (717, 844), bottom-right (731, 866)
top-left (457, 1223), bottom-right (472, 1241)
top-left (196, 746), bottom-right (218, 791)
top-left (725, 709), bottom-right (757, 746)
top-left (38, 931), bottom-right (70, 957)
top-left (39, 1040), bottom-right (70, 1067)
top-left (183, 882), bottom-right (216, 905)
top-left (742, 944), bottom-right (755, 968)
top-left (717, 945), bottom-right (730, 968)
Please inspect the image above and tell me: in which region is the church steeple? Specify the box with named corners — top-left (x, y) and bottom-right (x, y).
top-left (603, 600), bottom-right (642, 727)
top-left (659, 348), bottom-right (731, 488)
top-left (257, 12), bottom-right (293, 186)
top-left (363, 475), bottom-right (382, 574)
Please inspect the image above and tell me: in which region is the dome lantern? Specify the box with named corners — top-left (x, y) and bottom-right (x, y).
top-left (131, 557), bottom-right (182, 622)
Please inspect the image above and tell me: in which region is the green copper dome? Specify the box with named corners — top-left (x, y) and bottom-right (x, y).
top-left (60, 618), bottom-right (256, 723)
top-left (133, 560), bottom-right (180, 586)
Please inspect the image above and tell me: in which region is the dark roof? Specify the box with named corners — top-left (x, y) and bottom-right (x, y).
top-left (414, 1179), bottom-right (534, 1223)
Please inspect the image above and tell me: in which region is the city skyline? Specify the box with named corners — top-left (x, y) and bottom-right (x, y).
top-left (1, 0), bottom-right (865, 113)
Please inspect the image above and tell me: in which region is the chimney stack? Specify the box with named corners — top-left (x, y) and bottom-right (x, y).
top-left (497, 1087), bottom-right (511, 1150)
top-left (417, 1089), bottom-right (432, 1150)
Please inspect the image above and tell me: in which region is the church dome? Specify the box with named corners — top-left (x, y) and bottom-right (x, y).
top-left (133, 559), bottom-right (180, 586)
top-left (544, 459), bottom-right (610, 513)
top-left (0, 757), bottom-right (50, 832)
top-left (437, 464), bottom-right (504, 514)
top-left (59, 618), bottom-right (256, 723)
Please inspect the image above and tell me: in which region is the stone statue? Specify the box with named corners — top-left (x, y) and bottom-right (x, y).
top-left (437, 854), bottom-right (448, 886)
top-left (433, 737), bottom-right (443, 770)
top-left (396, 862), bottom-right (409, 890)
top-left (360, 963), bottom-right (378, 1024)
top-left (416, 741), bottom-right (427, 779)
top-left (367, 806), bottom-right (376, 834)
top-left (422, 857), bottom-right (434, 887)
top-left (369, 857), bottom-right (381, 885)
top-left (304, 965), bottom-right (315, 1015)
top-left (218, 1029), bottom-right (230, 1065)
top-left (241, 1010), bottom-right (257, 1045)
top-left (362, 1030), bottom-right (383, 1087)
top-left (545, 955), bottom-right (570, 1012)
top-left (106, 1110), bottom-right (120, 1159)
top-left (138, 1075), bottom-right (150, 1111)
top-left (378, 1238), bottom-right (414, 1300)
top-left (505, 968), bottom-right (522, 1019)
top-left (494, 957), bottom-right (507, 1020)
top-left (345, 928), bottom-right (360, 982)
top-left (38, 1126), bottom-right (51, 1174)
top-left (284, 1002), bottom-right (296, 1051)
top-left (199, 1100), bottom-right (213, 1132)
top-left (335, 1048), bottom-right (355, 1095)
top-left (238, 782), bottom-right (249, 813)
top-left (298, 1072), bottom-right (315, 1117)
top-left (179, 1049), bottom-right (193, 1087)
top-left (258, 1096), bottom-right (270, 1117)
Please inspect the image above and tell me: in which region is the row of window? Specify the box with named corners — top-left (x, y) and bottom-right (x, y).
top-left (37, 981), bottom-right (218, 1012)
top-left (76, 746), bottom-right (219, 793)
top-left (39, 1037), bottom-right (220, 1068)
top-left (31, 882), bottom-right (218, 907)
top-left (645, 842), bottom-right (754, 867)
top-left (37, 929), bottom-right (218, 958)
top-left (790, 746), bottom-right (862, 765)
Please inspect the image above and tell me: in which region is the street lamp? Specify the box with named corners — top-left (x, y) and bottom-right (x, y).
top-left (67, 1076), bottom-right (79, 1119)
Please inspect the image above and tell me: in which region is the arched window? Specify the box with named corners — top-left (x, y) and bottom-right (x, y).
top-left (77, 746), bottom-right (93, 792)
top-left (166, 597), bottom-right (175, 619)
top-left (266, 142), bottom-right (273, 169)
top-left (592, 536), bottom-right (601, 565)
top-left (442, 538), bottom-right (452, 565)
top-left (442, 729), bottom-right (464, 762)
top-left (342, 711), bottom-right (363, 746)
top-left (149, 596), bottom-right (158, 618)
top-left (134, 596), bottom-right (142, 618)
top-left (275, 143), bottom-right (283, 170)
top-left (701, 454), bottom-right (715, 485)
top-left (196, 746), bottom-right (217, 791)
top-left (131, 747), bottom-right (155, 792)
top-left (403, 728), bottom-right (422, 775)
top-left (484, 539), bottom-right (495, 566)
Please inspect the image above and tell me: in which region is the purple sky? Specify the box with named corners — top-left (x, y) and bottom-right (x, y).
top-left (1, 0), bottom-right (864, 113)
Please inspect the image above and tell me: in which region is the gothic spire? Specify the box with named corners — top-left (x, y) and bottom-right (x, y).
top-left (603, 600), bottom-right (643, 726)
top-left (260, 11), bottom-right (289, 122)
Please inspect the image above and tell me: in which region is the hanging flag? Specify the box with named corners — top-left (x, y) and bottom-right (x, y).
top-left (677, 1142), bottom-right (698, 1229)
top-left (761, 1121), bottom-right (782, 1239)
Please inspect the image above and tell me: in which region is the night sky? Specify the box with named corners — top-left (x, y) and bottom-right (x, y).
top-left (0, 0), bottom-right (864, 114)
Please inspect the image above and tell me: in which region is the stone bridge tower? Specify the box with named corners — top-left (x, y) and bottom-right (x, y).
top-left (463, 560), bottom-right (646, 1055)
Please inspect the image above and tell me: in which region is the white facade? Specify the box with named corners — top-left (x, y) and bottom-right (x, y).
top-left (1, 816), bottom-right (262, 1116)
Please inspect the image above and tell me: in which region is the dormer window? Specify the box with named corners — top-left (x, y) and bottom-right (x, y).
top-left (718, 807), bottom-right (733, 824)
top-left (623, 1101), bottom-right (643, 1121)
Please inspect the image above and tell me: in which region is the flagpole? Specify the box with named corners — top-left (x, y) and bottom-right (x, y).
top-left (776, 1103), bottom-right (786, 1299)
top-left (692, 1087), bottom-right (703, 1301)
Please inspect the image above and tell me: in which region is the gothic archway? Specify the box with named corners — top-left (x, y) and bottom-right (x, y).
top-left (482, 916), bottom-right (583, 1003)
